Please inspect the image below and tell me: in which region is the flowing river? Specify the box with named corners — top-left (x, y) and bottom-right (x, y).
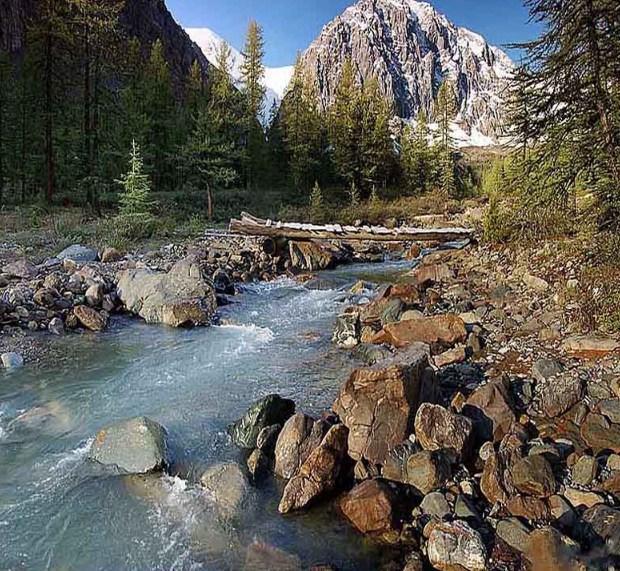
top-left (0, 260), bottom-right (415, 571)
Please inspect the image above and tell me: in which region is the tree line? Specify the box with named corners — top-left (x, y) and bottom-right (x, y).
top-left (0, 1), bottom-right (465, 218)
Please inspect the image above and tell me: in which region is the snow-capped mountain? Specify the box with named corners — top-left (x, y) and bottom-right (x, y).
top-left (299, 0), bottom-right (514, 143)
top-left (186, 27), bottom-right (294, 122)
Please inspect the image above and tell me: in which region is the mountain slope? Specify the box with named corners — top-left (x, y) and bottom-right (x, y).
top-left (300, 0), bottom-right (514, 143)
top-left (187, 27), bottom-right (294, 120)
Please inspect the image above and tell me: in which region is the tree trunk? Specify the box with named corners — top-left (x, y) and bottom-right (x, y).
top-left (206, 182), bottom-right (213, 220)
top-left (44, 21), bottom-right (55, 203)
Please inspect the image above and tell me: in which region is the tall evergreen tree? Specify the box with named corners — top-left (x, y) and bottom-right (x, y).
top-left (240, 20), bottom-right (267, 189)
top-left (402, 112), bottom-right (434, 193)
top-left (434, 80), bottom-right (458, 196)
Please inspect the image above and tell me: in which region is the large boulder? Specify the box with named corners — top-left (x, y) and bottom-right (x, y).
top-left (464, 377), bottom-right (516, 443)
top-left (57, 244), bottom-right (98, 263)
top-left (414, 403), bottom-right (473, 459)
top-left (371, 314), bottom-right (467, 349)
top-left (274, 413), bottom-right (329, 479)
top-left (332, 344), bottom-right (435, 465)
top-left (88, 416), bottom-right (167, 474)
top-left (288, 241), bottom-right (335, 271)
top-left (200, 462), bottom-right (252, 521)
top-left (229, 394), bottom-right (295, 449)
top-left (510, 455), bottom-right (557, 498)
top-left (278, 424), bottom-right (349, 513)
top-left (383, 447), bottom-right (451, 494)
top-left (339, 479), bottom-right (399, 536)
top-left (427, 520), bottom-right (487, 571)
top-left (116, 257), bottom-right (217, 327)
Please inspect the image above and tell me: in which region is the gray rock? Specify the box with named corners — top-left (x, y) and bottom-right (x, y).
top-left (1, 352), bottom-right (24, 369)
top-left (88, 416), bottom-right (166, 474)
top-left (531, 358), bottom-right (563, 383)
top-left (57, 244), bottom-right (98, 263)
top-left (117, 257), bottom-right (217, 327)
top-left (572, 455), bottom-right (598, 487)
top-left (48, 317), bottom-right (64, 336)
top-left (496, 518), bottom-right (531, 554)
top-left (351, 343), bottom-right (392, 365)
top-left (380, 298), bottom-right (404, 326)
top-left (256, 424), bottom-right (282, 454)
top-left (454, 494), bottom-right (480, 522)
top-left (2, 258), bottom-right (37, 279)
top-left (420, 491), bottom-right (451, 519)
top-left (427, 520), bottom-right (487, 571)
top-left (229, 394), bottom-right (295, 449)
top-left (582, 504), bottom-right (620, 556)
top-left (200, 462), bottom-right (252, 521)
top-left (332, 311), bottom-right (360, 348)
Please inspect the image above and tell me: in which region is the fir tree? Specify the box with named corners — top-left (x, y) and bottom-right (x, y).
top-left (434, 80), bottom-right (458, 196)
top-left (240, 21), bottom-right (267, 189)
top-left (309, 180), bottom-right (325, 222)
top-left (401, 112), bottom-right (433, 194)
top-left (117, 140), bottom-right (155, 223)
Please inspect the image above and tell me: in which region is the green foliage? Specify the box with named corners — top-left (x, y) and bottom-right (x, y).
top-left (401, 113), bottom-right (437, 194)
top-left (348, 180), bottom-right (360, 208)
top-left (309, 181), bottom-right (325, 223)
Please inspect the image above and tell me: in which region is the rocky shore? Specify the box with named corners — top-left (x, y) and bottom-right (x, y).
top-left (5, 229), bottom-right (620, 570)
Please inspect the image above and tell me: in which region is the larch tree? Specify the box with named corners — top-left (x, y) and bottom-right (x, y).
top-left (240, 20), bottom-right (267, 189)
top-left (434, 80), bottom-right (458, 196)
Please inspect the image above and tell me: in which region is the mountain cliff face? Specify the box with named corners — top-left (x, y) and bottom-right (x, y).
top-left (0, 0), bottom-right (211, 88)
top-left (300, 0), bottom-right (514, 142)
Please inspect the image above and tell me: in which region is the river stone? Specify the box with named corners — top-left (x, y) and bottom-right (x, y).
top-left (200, 462), bottom-right (252, 521)
top-left (245, 541), bottom-right (302, 571)
top-left (256, 424), bottom-right (282, 454)
top-left (464, 377), bottom-right (516, 443)
top-left (410, 263), bottom-right (454, 287)
top-left (247, 449), bottom-right (269, 479)
top-left (339, 479), bottom-right (398, 536)
top-left (352, 343), bottom-right (392, 365)
top-left (420, 492), bottom-right (451, 519)
top-left (414, 403), bottom-right (473, 459)
top-left (563, 487), bottom-right (604, 509)
top-left (427, 520), bottom-right (487, 571)
top-left (48, 317), bottom-right (64, 336)
top-left (510, 455), bottom-right (557, 498)
top-left (85, 283), bottom-right (105, 306)
top-left (289, 241), bottom-right (335, 271)
top-left (74, 305), bottom-right (108, 331)
top-left (89, 416), bottom-right (166, 474)
top-left (278, 424), bottom-right (348, 513)
top-left (371, 314), bottom-right (467, 349)
top-left (117, 257), bottom-right (217, 327)
top-left (57, 244), bottom-right (98, 262)
top-left (230, 394), bottom-right (295, 450)
top-left (2, 258), bottom-right (37, 279)
top-left (526, 527), bottom-right (581, 568)
top-left (332, 343), bottom-right (434, 465)
top-left (332, 311), bottom-right (360, 348)
top-left (1, 352), bottom-right (24, 369)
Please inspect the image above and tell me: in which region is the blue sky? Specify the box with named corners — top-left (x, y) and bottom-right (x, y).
top-left (168, 0), bottom-right (537, 67)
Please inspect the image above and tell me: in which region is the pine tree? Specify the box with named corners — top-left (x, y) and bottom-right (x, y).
top-left (117, 140), bottom-right (155, 223)
top-left (434, 80), bottom-right (458, 196)
top-left (240, 21), bottom-right (267, 189)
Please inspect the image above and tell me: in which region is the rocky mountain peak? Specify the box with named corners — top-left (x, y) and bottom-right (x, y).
top-left (300, 0), bottom-right (514, 144)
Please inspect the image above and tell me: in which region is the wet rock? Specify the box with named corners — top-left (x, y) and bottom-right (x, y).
top-left (496, 518), bottom-right (531, 554)
top-left (562, 335), bottom-right (620, 357)
top-left (352, 343), bottom-right (392, 365)
top-left (256, 424), bottom-right (282, 454)
top-left (117, 257), bottom-right (217, 327)
top-left (537, 376), bottom-right (584, 418)
top-left (372, 314), bottom-right (467, 349)
top-left (73, 305), bottom-right (108, 331)
top-left (427, 520), bottom-right (487, 571)
top-left (57, 244), bottom-right (98, 262)
top-left (510, 455), bottom-right (557, 498)
top-left (247, 449), bottom-right (269, 480)
top-left (274, 413), bottom-right (328, 479)
top-left (464, 377), bottom-right (516, 443)
top-left (229, 394), bottom-right (295, 450)
top-left (420, 491), bottom-right (451, 519)
top-left (332, 311), bottom-right (360, 348)
top-left (278, 424), bottom-right (349, 513)
top-left (212, 269), bottom-right (235, 295)
top-left (245, 541), bottom-right (301, 571)
top-left (289, 241), bottom-right (335, 272)
top-left (332, 344), bottom-right (434, 465)
top-left (1, 352), bottom-right (24, 369)
top-left (339, 479), bottom-right (398, 536)
top-left (2, 258), bottom-right (37, 279)
top-left (414, 403), bottom-right (473, 459)
top-left (48, 317), bottom-right (64, 336)
top-left (200, 462), bottom-right (252, 521)
top-left (531, 358), bottom-right (563, 383)
top-left (581, 413), bottom-right (620, 453)
top-left (101, 247), bottom-right (123, 263)
top-left (89, 416), bottom-right (166, 474)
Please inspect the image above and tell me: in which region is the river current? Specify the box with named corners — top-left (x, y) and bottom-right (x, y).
top-left (0, 260), bottom-right (414, 571)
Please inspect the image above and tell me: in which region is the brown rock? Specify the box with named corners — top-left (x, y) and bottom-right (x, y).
top-left (464, 377), bottom-right (516, 443)
top-left (410, 263), bottom-right (454, 288)
top-left (581, 413), bottom-right (620, 453)
top-left (414, 403), bottom-right (473, 459)
top-left (563, 488), bottom-right (604, 509)
top-left (274, 413), bottom-right (327, 480)
top-left (332, 344), bottom-right (433, 465)
top-left (339, 479), bottom-right (398, 536)
top-left (289, 241), bottom-right (335, 272)
top-left (389, 283), bottom-right (420, 304)
top-left (527, 527), bottom-right (583, 571)
top-left (101, 247), bottom-right (123, 263)
top-left (404, 450), bottom-right (451, 495)
top-left (278, 424), bottom-right (349, 513)
top-left (434, 345), bottom-right (467, 368)
top-left (506, 496), bottom-right (551, 521)
top-left (510, 455), bottom-right (557, 498)
top-left (562, 335), bottom-right (620, 358)
top-left (372, 314), bottom-right (467, 349)
top-left (73, 305), bottom-right (108, 331)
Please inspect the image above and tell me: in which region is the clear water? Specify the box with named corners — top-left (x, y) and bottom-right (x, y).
top-left (0, 261), bottom-right (414, 571)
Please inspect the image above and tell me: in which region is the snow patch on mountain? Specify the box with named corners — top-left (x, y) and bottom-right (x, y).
top-left (187, 27), bottom-right (294, 122)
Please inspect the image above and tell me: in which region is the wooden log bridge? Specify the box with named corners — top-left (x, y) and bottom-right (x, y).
top-left (229, 212), bottom-right (474, 243)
